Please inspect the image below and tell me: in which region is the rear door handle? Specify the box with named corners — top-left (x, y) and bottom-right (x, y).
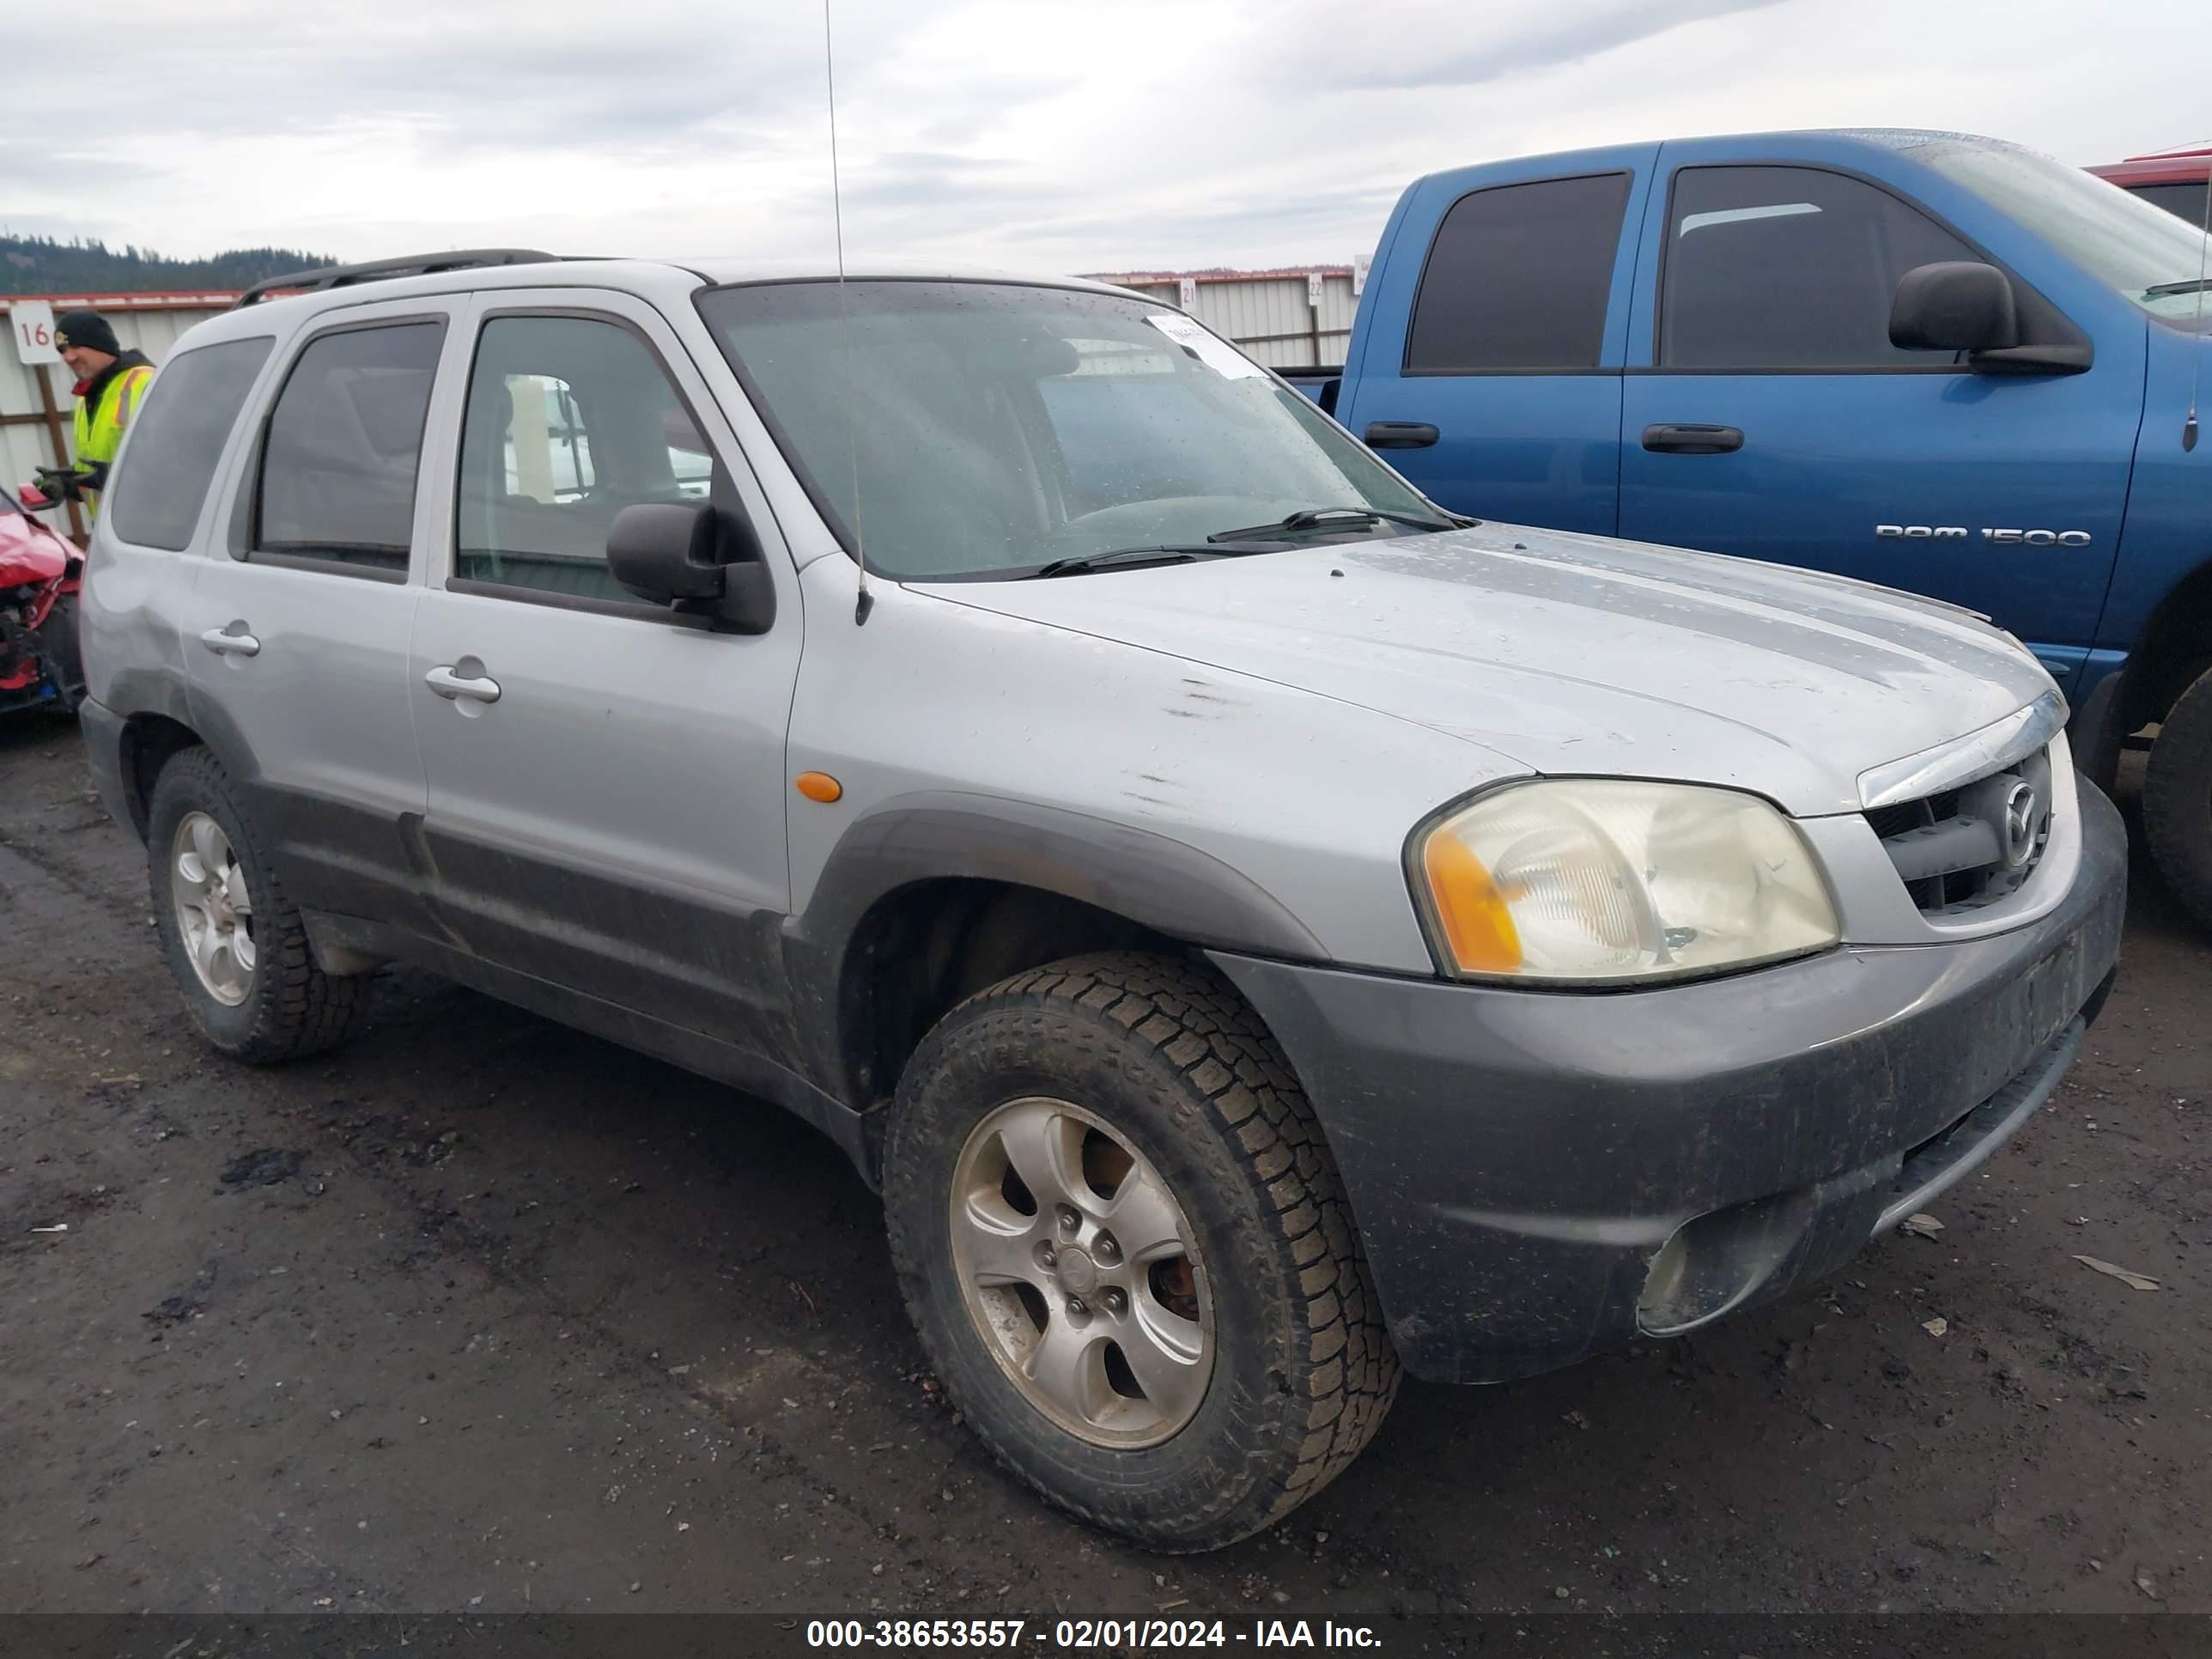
top-left (1642, 422), bottom-right (1744, 455)
top-left (425, 665), bottom-right (501, 704)
top-left (198, 625), bottom-right (260, 658)
top-left (1364, 421), bottom-right (1440, 450)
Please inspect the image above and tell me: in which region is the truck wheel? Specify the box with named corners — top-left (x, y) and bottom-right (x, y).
top-left (2145, 661), bottom-right (2212, 936)
top-left (882, 952), bottom-right (1398, 1552)
top-left (146, 747), bottom-right (369, 1062)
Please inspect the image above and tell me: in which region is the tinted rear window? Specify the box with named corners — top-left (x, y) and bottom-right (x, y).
top-left (256, 321), bottom-right (443, 571)
top-left (105, 337), bottom-right (274, 550)
top-left (1405, 173), bottom-right (1631, 372)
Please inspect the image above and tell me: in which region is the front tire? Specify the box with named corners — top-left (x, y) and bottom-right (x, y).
top-left (2144, 661), bottom-right (2212, 937)
top-left (146, 747), bottom-right (368, 1062)
top-left (882, 952), bottom-right (1398, 1552)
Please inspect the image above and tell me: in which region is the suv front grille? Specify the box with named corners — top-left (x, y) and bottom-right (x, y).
top-left (1866, 744), bottom-right (2056, 916)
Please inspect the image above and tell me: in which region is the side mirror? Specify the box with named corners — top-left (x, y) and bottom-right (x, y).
top-left (606, 501), bottom-right (777, 633)
top-left (1889, 261), bottom-right (2019, 354)
top-left (608, 501), bottom-right (723, 601)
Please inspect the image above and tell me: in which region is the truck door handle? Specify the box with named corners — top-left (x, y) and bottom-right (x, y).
top-left (425, 665), bottom-right (501, 704)
top-left (1364, 421), bottom-right (1440, 449)
top-left (1642, 422), bottom-right (1744, 455)
top-left (198, 625), bottom-right (261, 658)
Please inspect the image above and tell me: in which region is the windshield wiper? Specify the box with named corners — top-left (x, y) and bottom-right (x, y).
top-left (1024, 542), bottom-right (1284, 580)
top-left (1205, 506), bottom-right (1467, 544)
top-left (2144, 277), bottom-right (2212, 298)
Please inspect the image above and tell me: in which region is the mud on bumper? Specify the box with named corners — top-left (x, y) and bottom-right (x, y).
top-left (1211, 781), bottom-right (2129, 1385)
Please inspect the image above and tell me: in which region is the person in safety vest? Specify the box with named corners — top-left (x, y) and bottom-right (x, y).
top-left (44, 310), bottom-right (155, 520)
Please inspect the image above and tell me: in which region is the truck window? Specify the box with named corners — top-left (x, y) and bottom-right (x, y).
top-left (1405, 173), bottom-right (1630, 373)
top-left (1660, 166), bottom-right (1976, 369)
top-left (255, 320), bottom-right (444, 574)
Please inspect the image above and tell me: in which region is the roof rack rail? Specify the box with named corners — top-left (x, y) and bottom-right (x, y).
top-left (231, 248), bottom-right (561, 309)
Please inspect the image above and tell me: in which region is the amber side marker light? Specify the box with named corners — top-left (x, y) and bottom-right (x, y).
top-left (795, 772), bottom-right (844, 803)
top-left (1420, 829), bottom-right (1522, 975)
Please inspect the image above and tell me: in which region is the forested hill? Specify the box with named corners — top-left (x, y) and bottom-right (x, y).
top-left (2, 234), bottom-right (335, 295)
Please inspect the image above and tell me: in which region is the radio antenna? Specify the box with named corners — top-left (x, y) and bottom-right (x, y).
top-left (823, 0), bottom-right (872, 621)
top-left (2185, 169), bottom-right (2211, 453)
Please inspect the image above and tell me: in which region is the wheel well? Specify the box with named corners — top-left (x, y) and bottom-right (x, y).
top-left (2123, 560), bottom-right (2212, 732)
top-left (118, 714), bottom-right (202, 838)
top-left (840, 879), bottom-right (1179, 1108)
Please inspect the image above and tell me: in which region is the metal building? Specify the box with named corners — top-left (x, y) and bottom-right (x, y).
top-left (1082, 262), bottom-right (1370, 371)
top-left (3, 291), bottom-right (234, 542)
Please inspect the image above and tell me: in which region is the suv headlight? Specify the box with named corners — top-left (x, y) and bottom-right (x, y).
top-left (1409, 780), bottom-right (1839, 985)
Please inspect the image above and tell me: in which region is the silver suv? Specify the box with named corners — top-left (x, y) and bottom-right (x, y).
top-left (77, 252), bottom-right (2125, 1551)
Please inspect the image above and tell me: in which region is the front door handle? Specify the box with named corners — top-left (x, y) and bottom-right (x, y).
top-left (1364, 421), bottom-right (1440, 450)
top-left (198, 625), bottom-right (261, 658)
top-left (1642, 422), bottom-right (1745, 454)
top-left (425, 665), bottom-right (501, 704)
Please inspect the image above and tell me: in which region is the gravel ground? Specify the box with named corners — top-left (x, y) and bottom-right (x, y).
top-left (1, 718), bottom-right (2203, 1622)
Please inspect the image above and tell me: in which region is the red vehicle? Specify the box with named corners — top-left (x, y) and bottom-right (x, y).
top-left (2087, 144), bottom-right (2212, 222)
top-left (0, 486), bottom-right (85, 717)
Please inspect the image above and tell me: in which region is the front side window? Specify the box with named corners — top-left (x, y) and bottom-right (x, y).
top-left (256, 320), bottom-right (442, 571)
top-left (455, 314), bottom-right (714, 603)
top-left (697, 281), bottom-right (1434, 581)
top-left (1660, 166), bottom-right (1978, 368)
top-left (1405, 173), bottom-right (1631, 373)
top-left (106, 336), bottom-right (274, 551)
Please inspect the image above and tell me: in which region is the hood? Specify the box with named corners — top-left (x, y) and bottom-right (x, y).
top-left (919, 523), bottom-right (2057, 817)
top-left (0, 507), bottom-right (70, 587)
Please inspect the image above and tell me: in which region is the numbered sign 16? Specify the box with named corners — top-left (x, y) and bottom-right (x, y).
top-left (12, 300), bottom-right (62, 367)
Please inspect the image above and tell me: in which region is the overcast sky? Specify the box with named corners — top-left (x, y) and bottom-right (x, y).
top-left (7, 0), bottom-right (2209, 276)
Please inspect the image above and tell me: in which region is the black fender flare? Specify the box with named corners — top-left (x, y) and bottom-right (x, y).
top-left (93, 666), bottom-right (223, 838)
top-left (780, 792), bottom-right (1327, 1104)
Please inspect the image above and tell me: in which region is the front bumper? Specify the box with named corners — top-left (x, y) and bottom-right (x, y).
top-left (1211, 781), bottom-right (2128, 1384)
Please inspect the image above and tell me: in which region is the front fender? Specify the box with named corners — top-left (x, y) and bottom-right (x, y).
top-left (780, 791), bottom-right (1328, 1104)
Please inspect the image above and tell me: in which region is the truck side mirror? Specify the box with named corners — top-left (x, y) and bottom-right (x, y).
top-left (606, 501), bottom-right (777, 634)
top-left (1889, 261), bottom-right (2020, 354)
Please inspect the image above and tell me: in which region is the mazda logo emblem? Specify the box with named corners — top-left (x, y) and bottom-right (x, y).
top-left (2002, 781), bottom-right (2041, 867)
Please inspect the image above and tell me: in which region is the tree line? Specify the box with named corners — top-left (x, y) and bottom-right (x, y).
top-left (2, 234), bottom-right (336, 295)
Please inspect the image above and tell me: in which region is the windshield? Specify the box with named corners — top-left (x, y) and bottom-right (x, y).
top-left (1913, 137), bottom-right (2212, 327)
top-left (696, 281), bottom-right (1435, 580)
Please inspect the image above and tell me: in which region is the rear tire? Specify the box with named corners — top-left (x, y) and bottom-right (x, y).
top-left (2143, 662), bottom-right (2212, 937)
top-left (882, 951), bottom-right (1399, 1552)
top-left (146, 746), bottom-right (369, 1062)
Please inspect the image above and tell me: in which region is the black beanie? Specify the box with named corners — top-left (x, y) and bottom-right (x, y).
top-left (53, 310), bottom-right (122, 358)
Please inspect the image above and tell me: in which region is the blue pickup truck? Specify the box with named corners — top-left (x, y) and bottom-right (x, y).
top-left (1296, 129), bottom-right (2212, 931)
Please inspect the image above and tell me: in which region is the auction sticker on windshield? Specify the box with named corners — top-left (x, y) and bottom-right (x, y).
top-left (1146, 312), bottom-right (1263, 379)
